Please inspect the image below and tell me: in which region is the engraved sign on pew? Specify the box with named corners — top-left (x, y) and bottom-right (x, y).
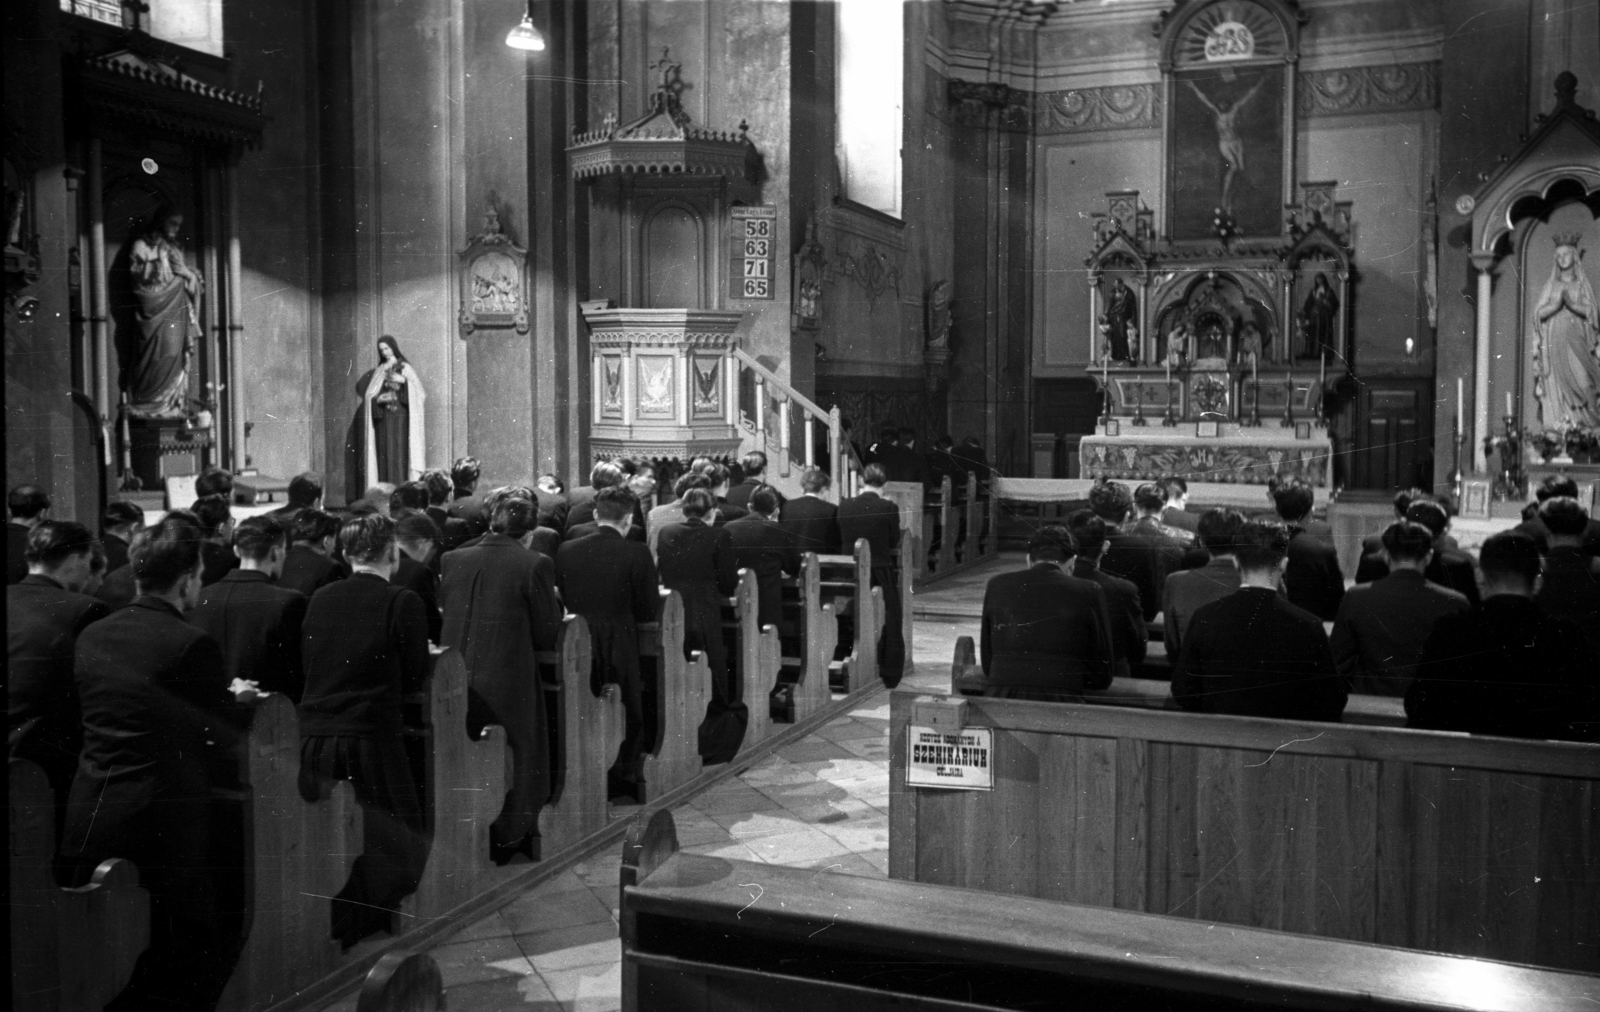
top-left (539, 615), bottom-right (625, 854)
top-left (219, 695), bottom-right (363, 1012)
top-left (905, 696), bottom-right (993, 791)
top-left (10, 758), bottom-right (151, 1012)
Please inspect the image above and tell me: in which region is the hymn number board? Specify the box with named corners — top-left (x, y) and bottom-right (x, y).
top-left (730, 205), bottom-right (776, 300)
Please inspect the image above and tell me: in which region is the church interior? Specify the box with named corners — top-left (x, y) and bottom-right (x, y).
top-left (7, 1), bottom-right (1600, 1010)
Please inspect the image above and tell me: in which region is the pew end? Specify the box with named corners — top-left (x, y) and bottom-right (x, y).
top-left (356, 950), bottom-right (444, 1012)
top-left (639, 590), bottom-right (712, 802)
top-left (540, 614), bottom-right (626, 851)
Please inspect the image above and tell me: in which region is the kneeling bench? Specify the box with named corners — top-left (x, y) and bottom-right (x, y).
top-left (619, 809), bottom-right (1595, 1011)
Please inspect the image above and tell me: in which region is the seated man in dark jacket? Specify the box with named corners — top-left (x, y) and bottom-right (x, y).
top-left (1162, 508), bottom-right (1249, 660)
top-left (1171, 521), bottom-right (1347, 722)
top-left (61, 512), bottom-right (246, 1010)
top-left (1513, 474), bottom-right (1600, 558)
top-left (1270, 478), bottom-right (1345, 622)
top-left (981, 525), bottom-right (1114, 701)
top-left (391, 509), bottom-right (443, 642)
top-left (1330, 520), bottom-right (1470, 697)
top-left (1533, 497), bottom-right (1600, 663)
top-left (779, 466), bottom-right (842, 555)
top-left (1353, 488), bottom-right (1429, 571)
top-left (837, 464), bottom-right (907, 687)
top-left (1064, 510), bottom-right (1146, 680)
top-left (277, 508), bottom-right (347, 598)
top-left (1093, 481), bottom-right (1182, 623)
top-left (726, 450), bottom-right (785, 511)
top-left (1355, 498), bottom-right (1480, 607)
top-left (188, 514), bottom-right (308, 700)
top-left (726, 485), bottom-right (802, 629)
top-left (299, 513), bottom-right (430, 947)
top-left (556, 487), bottom-right (660, 800)
top-left (1409, 531), bottom-right (1596, 741)
top-left (8, 521), bottom-right (110, 816)
top-left (99, 499), bottom-right (145, 574)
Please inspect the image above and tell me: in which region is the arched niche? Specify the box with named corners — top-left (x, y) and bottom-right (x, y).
top-left (641, 200), bottom-right (705, 309)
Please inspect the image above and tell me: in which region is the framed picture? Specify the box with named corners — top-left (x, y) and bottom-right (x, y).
top-left (1294, 421), bottom-right (1312, 440)
top-left (1195, 420), bottom-right (1220, 438)
top-left (1105, 419), bottom-right (1121, 437)
top-left (1461, 480), bottom-right (1492, 518)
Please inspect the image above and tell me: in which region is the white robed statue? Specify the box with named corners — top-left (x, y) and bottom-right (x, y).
top-left (359, 335), bottom-right (427, 487)
top-left (1532, 234), bottom-right (1600, 430)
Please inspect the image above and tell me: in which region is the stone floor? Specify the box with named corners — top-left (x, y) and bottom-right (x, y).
top-left (320, 573), bottom-right (990, 1012)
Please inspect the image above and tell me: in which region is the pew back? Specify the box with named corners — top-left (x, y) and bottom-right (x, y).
top-left (728, 567), bottom-right (779, 754)
top-left (620, 808), bottom-right (1596, 1011)
top-left (638, 589), bottom-right (712, 802)
top-left (888, 692), bottom-right (1600, 972)
top-left (789, 553), bottom-right (838, 724)
top-left (817, 538), bottom-right (882, 691)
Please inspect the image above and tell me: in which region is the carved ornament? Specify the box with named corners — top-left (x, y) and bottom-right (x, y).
top-left (1038, 85), bottom-right (1160, 134)
top-left (1298, 63), bottom-right (1439, 118)
top-left (457, 202), bottom-right (529, 338)
top-left (840, 242), bottom-right (903, 308)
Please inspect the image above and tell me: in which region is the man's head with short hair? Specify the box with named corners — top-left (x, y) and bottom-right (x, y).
top-left (9, 484), bottom-right (50, 522)
top-left (232, 515), bottom-right (288, 562)
top-left (935, 434), bottom-right (954, 451)
top-left (594, 486), bottom-right (637, 529)
top-left (1270, 477), bottom-right (1315, 523)
top-left (1403, 499), bottom-right (1449, 538)
top-left (1158, 476), bottom-right (1189, 506)
top-left (1026, 524), bottom-right (1077, 564)
top-left (1478, 531), bottom-right (1542, 595)
top-left (390, 480), bottom-right (429, 513)
top-left (1536, 474), bottom-right (1580, 502)
top-left (1065, 509), bottom-right (1108, 560)
top-left (360, 484), bottom-right (395, 515)
top-left (1539, 496), bottom-right (1589, 541)
top-left (1380, 521), bottom-right (1435, 567)
top-left (102, 500), bottom-right (145, 537)
top-left (740, 450), bottom-right (768, 479)
top-left (25, 521), bottom-right (96, 591)
top-left (861, 463), bottom-right (887, 489)
top-left (394, 509), bottom-right (440, 563)
top-left (291, 509), bottom-right (341, 548)
top-left (481, 485), bottom-right (535, 522)
top-left (1088, 480), bottom-right (1133, 524)
top-left (674, 472), bottom-right (712, 498)
top-left (877, 426), bottom-right (898, 446)
top-left (678, 488), bottom-right (715, 520)
top-left (130, 513), bottom-right (205, 599)
top-left (421, 469), bottom-right (453, 506)
top-left (800, 467), bottom-right (831, 495)
top-left (589, 460), bottom-right (625, 490)
top-left (339, 513), bottom-right (398, 568)
top-left (1133, 483), bottom-right (1166, 517)
top-left (749, 486), bottom-right (780, 517)
top-left (452, 456), bottom-right (482, 492)
top-left (898, 426), bottom-right (918, 448)
top-left (191, 494), bottom-right (232, 537)
top-left (702, 462), bottom-right (731, 493)
top-left (194, 467), bottom-right (233, 501)
top-left (1233, 521), bottom-right (1292, 575)
top-left (1196, 508), bottom-right (1246, 556)
top-left (288, 472), bottom-right (324, 508)
top-left (537, 473), bottom-right (564, 496)
top-left (490, 497), bottom-right (539, 539)
top-left (1393, 488), bottom-right (1428, 519)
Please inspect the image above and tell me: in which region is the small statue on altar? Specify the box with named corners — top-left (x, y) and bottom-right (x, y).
top-left (1102, 278), bottom-right (1137, 362)
top-left (1239, 321), bottom-right (1264, 366)
top-left (1164, 323), bottom-right (1190, 368)
top-left (1300, 273), bottom-right (1339, 358)
top-left (1124, 321), bottom-right (1141, 364)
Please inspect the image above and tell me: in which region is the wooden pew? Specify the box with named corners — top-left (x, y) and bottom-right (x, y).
top-left (404, 649), bottom-right (508, 922)
top-left (618, 808), bottom-right (1594, 1012)
top-left (220, 695), bottom-right (364, 1012)
top-left (636, 589), bottom-right (712, 802)
top-left (10, 758), bottom-right (150, 1012)
top-left (725, 568), bottom-right (779, 754)
top-left (924, 472), bottom-right (999, 583)
top-left (948, 634), bottom-right (1405, 726)
top-left (817, 538), bottom-right (883, 692)
top-left (889, 691), bottom-right (1600, 972)
top-left (788, 552), bottom-right (839, 724)
top-left (356, 951), bottom-right (443, 1012)
top-left (880, 480), bottom-right (930, 583)
top-left (539, 614), bottom-right (625, 853)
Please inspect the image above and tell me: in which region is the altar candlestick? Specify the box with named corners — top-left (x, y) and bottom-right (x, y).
top-left (1457, 378), bottom-right (1464, 435)
top-left (1319, 351), bottom-right (1326, 390)
top-left (1252, 355), bottom-right (1258, 387)
top-left (1505, 391), bottom-right (1512, 416)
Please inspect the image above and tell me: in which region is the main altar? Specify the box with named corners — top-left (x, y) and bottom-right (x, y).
top-left (1078, 0), bottom-right (1349, 489)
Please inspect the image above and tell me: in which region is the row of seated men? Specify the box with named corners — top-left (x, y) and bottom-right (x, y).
top-left (980, 485), bottom-right (1600, 742)
top-left (858, 425), bottom-right (992, 495)
top-left (5, 452), bottom-right (912, 1011)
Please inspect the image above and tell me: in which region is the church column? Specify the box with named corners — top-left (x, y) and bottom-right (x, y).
top-left (1471, 254), bottom-right (1495, 473)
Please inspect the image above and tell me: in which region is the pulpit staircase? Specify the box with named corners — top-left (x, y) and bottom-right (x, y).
top-left (732, 349), bottom-right (861, 504)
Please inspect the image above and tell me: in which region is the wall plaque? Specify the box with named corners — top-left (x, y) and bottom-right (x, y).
top-left (458, 204), bottom-right (529, 337)
top-left (729, 204), bottom-right (776, 300)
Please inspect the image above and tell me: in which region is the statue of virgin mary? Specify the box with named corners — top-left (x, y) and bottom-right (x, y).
top-left (359, 335), bottom-right (426, 486)
top-left (1533, 234), bottom-right (1600, 430)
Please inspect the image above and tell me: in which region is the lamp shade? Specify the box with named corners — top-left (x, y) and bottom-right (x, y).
top-left (505, 13), bottom-right (545, 51)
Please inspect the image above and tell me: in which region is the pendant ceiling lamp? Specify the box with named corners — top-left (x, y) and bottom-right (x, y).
top-left (506, 5), bottom-right (545, 51)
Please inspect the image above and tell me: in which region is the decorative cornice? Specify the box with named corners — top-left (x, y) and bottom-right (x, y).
top-left (1298, 62), bottom-right (1438, 118)
top-left (947, 79), bottom-right (1032, 132)
top-left (77, 49), bottom-right (267, 148)
top-left (1037, 84), bottom-right (1161, 134)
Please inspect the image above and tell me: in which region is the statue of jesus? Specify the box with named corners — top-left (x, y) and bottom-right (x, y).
top-left (1185, 76), bottom-right (1266, 214)
top-left (124, 206), bottom-right (203, 418)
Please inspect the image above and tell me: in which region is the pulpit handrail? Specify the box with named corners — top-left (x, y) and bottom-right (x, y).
top-left (732, 348), bottom-right (828, 420)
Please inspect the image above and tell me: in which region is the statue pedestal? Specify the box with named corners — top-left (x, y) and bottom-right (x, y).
top-left (127, 416), bottom-right (213, 493)
top-left (582, 307), bottom-right (745, 462)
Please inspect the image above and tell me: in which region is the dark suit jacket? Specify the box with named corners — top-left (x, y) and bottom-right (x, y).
top-left (7, 521), bottom-right (29, 584)
top-left (1329, 569), bottom-right (1469, 697)
top-left (836, 491), bottom-right (901, 569)
top-left (94, 564), bottom-right (137, 611)
top-left (447, 490), bottom-right (488, 537)
top-left (1284, 525), bottom-right (1345, 622)
top-left (1162, 556), bottom-right (1240, 659)
top-left (726, 479), bottom-right (784, 511)
top-left (1513, 515), bottom-right (1600, 558)
top-left (390, 555), bottom-right (442, 643)
top-left (278, 545), bottom-right (346, 599)
top-left (872, 444), bottom-right (930, 486)
top-left (1353, 539), bottom-right (1480, 608)
top-left (1535, 547), bottom-right (1600, 663)
top-left (1409, 595), bottom-right (1596, 741)
top-left (8, 575), bottom-right (109, 785)
top-left (426, 505), bottom-right (473, 552)
top-left (299, 573), bottom-right (429, 739)
top-left (188, 569), bottom-right (308, 700)
top-left (780, 495), bottom-right (842, 556)
top-left (1172, 587), bottom-right (1347, 721)
top-left (712, 497), bottom-right (749, 527)
top-left (564, 496), bottom-right (646, 542)
top-left (556, 526), bottom-right (659, 695)
top-left (200, 540), bottom-right (241, 587)
top-left (1072, 559), bottom-right (1146, 679)
top-left (726, 513), bottom-right (801, 628)
top-left (1101, 521), bottom-right (1184, 622)
top-left (101, 533), bottom-right (131, 573)
top-left (657, 518), bottom-right (740, 600)
top-left (981, 562), bottom-right (1114, 698)
top-left (1161, 506), bottom-right (1200, 535)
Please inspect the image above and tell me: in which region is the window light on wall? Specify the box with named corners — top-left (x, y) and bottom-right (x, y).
top-left (836, 0), bottom-right (904, 218)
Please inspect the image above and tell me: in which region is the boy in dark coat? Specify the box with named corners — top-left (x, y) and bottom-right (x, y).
top-left (981, 525), bottom-right (1115, 700)
top-left (726, 485), bottom-right (802, 628)
top-left (189, 514), bottom-right (308, 701)
top-left (780, 466), bottom-right (843, 556)
top-left (836, 464), bottom-right (906, 686)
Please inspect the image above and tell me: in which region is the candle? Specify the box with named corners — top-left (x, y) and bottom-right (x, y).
top-left (1319, 351), bottom-right (1327, 390)
top-left (1252, 355), bottom-right (1258, 386)
top-left (1505, 391), bottom-right (1512, 416)
top-left (1456, 377), bottom-right (1464, 434)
